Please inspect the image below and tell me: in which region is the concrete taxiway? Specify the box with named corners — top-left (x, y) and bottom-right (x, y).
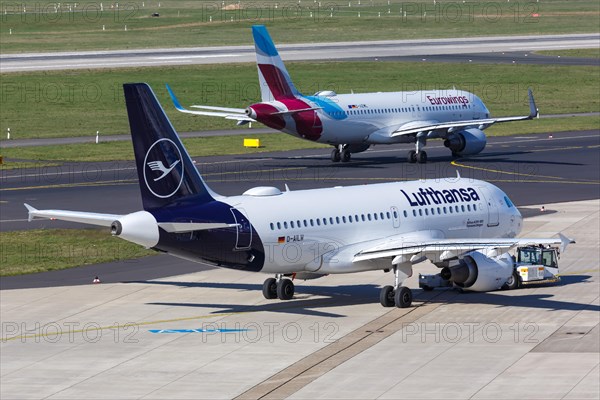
top-left (1, 33), bottom-right (598, 72)
top-left (1, 199), bottom-right (598, 399)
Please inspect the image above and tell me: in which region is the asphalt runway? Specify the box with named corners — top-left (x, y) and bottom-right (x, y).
top-left (2, 33), bottom-right (598, 72)
top-left (1, 130), bottom-right (599, 233)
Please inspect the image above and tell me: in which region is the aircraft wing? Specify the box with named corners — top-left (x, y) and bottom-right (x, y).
top-left (25, 203), bottom-right (121, 227)
top-left (166, 84), bottom-right (254, 122)
top-left (353, 233), bottom-right (574, 265)
top-left (391, 88), bottom-right (538, 137)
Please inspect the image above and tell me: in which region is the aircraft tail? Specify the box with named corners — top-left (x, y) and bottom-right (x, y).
top-left (123, 83), bottom-right (216, 210)
top-left (252, 25), bottom-right (300, 102)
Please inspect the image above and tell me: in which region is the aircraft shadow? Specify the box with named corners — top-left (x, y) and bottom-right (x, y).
top-left (133, 275), bottom-right (598, 317)
top-left (137, 281), bottom-right (380, 318)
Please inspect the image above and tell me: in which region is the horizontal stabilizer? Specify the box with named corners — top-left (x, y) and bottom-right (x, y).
top-left (191, 105), bottom-right (247, 113)
top-left (166, 84), bottom-right (254, 122)
top-left (270, 107), bottom-right (322, 116)
top-left (157, 222), bottom-right (238, 233)
top-left (24, 203), bottom-right (121, 227)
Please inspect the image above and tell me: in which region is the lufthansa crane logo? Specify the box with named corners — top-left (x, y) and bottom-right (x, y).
top-left (143, 138), bottom-right (184, 198)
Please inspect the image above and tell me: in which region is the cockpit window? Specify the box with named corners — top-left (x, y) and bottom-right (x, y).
top-left (504, 196), bottom-right (514, 208)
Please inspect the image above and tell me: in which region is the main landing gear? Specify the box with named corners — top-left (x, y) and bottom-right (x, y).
top-left (262, 274), bottom-right (295, 300)
top-left (407, 133), bottom-right (428, 164)
top-left (331, 145), bottom-right (351, 163)
top-left (380, 263), bottom-right (413, 308)
top-left (407, 150), bottom-right (427, 164)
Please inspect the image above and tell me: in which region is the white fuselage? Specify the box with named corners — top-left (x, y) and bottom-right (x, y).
top-left (286, 89), bottom-right (491, 144)
top-left (223, 178), bottom-right (522, 274)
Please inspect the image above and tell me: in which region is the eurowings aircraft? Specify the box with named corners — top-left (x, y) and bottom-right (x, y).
top-left (167, 25), bottom-right (539, 164)
top-left (25, 83), bottom-right (571, 308)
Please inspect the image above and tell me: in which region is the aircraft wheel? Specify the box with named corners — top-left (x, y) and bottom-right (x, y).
top-left (505, 271), bottom-right (521, 290)
top-left (277, 279), bottom-right (295, 300)
top-left (417, 151), bottom-right (428, 164)
top-left (395, 286), bottom-right (412, 308)
top-left (407, 150), bottom-right (417, 163)
top-left (262, 278), bottom-right (277, 299)
top-left (331, 148), bottom-right (341, 162)
top-left (380, 285), bottom-right (395, 307)
top-left (341, 150), bottom-right (351, 162)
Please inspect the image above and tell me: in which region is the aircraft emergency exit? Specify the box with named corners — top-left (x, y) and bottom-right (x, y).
top-left (167, 25), bottom-right (539, 164)
top-left (25, 83), bottom-right (571, 308)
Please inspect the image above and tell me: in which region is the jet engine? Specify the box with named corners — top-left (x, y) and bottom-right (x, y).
top-left (440, 250), bottom-right (513, 292)
top-left (110, 211), bottom-right (159, 248)
top-left (444, 128), bottom-right (487, 156)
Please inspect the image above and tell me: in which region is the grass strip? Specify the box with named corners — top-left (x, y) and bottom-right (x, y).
top-left (0, 228), bottom-right (155, 276)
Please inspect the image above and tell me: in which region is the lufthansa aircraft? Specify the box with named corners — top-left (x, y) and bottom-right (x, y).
top-left (167, 25), bottom-right (539, 164)
top-left (26, 84), bottom-right (570, 308)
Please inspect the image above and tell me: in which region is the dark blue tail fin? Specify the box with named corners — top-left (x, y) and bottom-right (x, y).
top-left (123, 83), bottom-right (215, 210)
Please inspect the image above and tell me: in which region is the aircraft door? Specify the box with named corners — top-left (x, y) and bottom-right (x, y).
top-left (479, 187), bottom-right (499, 227)
top-left (230, 208), bottom-right (252, 249)
top-left (390, 206), bottom-right (401, 228)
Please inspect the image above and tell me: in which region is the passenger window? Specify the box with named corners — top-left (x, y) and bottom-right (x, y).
top-left (277, 222), bottom-right (281, 229)
top-left (290, 221), bottom-right (294, 228)
top-left (403, 210), bottom-right (408, 218)
top-left (386, 212), bottom-right (391, 219)
top-left (373, 213), bottom-right (378, 221)
top-left (455, 206), bottom-right (460, 213)
top-left (316, 219), bottom-right (321, 226)
top-left (413, 210), bottom-right (417, 217)
top-left (461, 205), bottom-right (465, 212)
top-left (393, 210), bottom-right (398, 218)
top-left (425, 209), bottom-right (429, 216)
top-left (443, 207), bottom-right (447, 214)
top-left (361, 214), bottom-right (366, 222)
top-left (270, 223), bottom-right (274, 230)
top-left (418, 209), bottom-right (423, 216)
top-left (349, 215), bottom-right (353, 223)
top-left (437, 207), bottom-right (441, 214)
top-left (323, 218), bottom-right (327, 225)
top-left (329, 217), bottom-right (334, 224)
top-left (310, 219), bottom-right (314, 227)
top-left (284, 222), bottom-right (288, 229)
top-left (342, 216), bottom-right (346, 223)
top-left (336, 216), bottom-right (340, 224)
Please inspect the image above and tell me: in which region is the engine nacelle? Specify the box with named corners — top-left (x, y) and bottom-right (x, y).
top-left (441, 250), bottom-right (513, 292)
top-left (444, 128), bottom-right (487, 155)
top-left (111, 211), bottom-right (159, 249)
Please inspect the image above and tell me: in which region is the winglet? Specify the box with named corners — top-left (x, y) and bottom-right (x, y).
top-left (456, 170), bottom-right (461, 179)
top-left (24, 203), bottom-right (37, 222)
top-left (558, 233), bottom-right (575, 253)
top-left (166, 84), bottom-right (185, 111)
top-left (528, 88), bottom-right (539, 119)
